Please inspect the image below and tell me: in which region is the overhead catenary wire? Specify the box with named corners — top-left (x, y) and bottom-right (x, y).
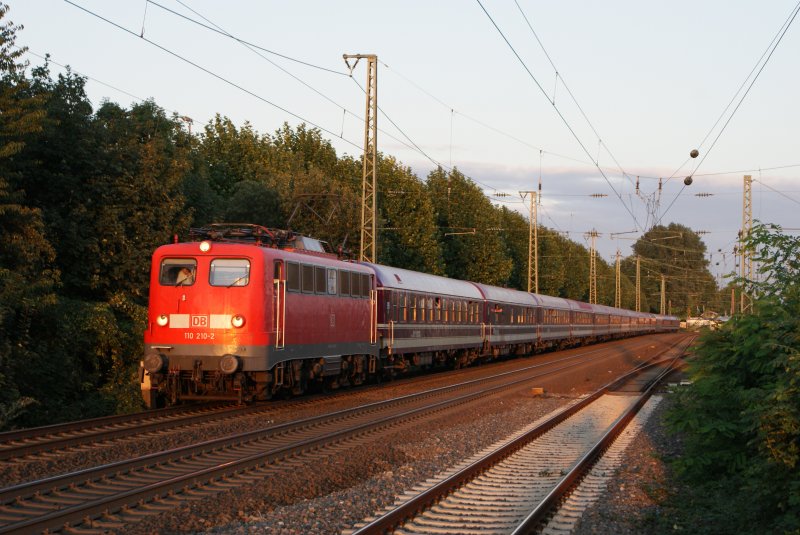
top-left (657, 0), bottom-right (800, 226)
top-left (379, 58), bottom-right (645, 185)
top-left (22, 49), bottom-right (172, 112)
top-left (158, 0), bottom-right (515, 190)
top-left (474, 0), bottom-right (643, 232)
top-left (150, 0), bottom-right (348, 76)
top-left (151, 0), bottom-right (424, 156)
top-left (754, 178), bottom-right (800, 206)
top-left (64, 0), bottom-right (361, 153)
top-left (56, 0), bottom-right (552, 205)
top-left (512, 0), bottom-right (637, 192)
top-left (63, 0), bottom-right (363, 152)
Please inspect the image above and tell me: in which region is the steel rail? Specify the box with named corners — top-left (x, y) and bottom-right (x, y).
top-left (0, 403), bottom-right (254, 461)
top-left (0, 333), bottom-right (661, 461)
top-left (0, 335), bottom-right (685, 534)
top-left (349, 334), bottom-right (692, 534)
top-left (1, 335), bottom-right (649, 503)
top-left (511, 344), bottom-right (688, 533)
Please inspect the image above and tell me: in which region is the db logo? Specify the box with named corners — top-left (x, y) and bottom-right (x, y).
top-left (191, 315), bottom-right (209, 327)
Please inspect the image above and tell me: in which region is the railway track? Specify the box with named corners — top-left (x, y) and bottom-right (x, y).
top-left (0, 403), bottom-right (243, 462)
top-left (346, 335), bottom-right (692, 535)
top-left (0, 335), bottom-right (653, 466)
top-left (0, 336), bottom-right (682, 534)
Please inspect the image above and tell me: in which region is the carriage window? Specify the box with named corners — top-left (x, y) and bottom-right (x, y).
top-left (315, 266), bottom-right (326, 294)
top-left (159, 258), bottom-right (197, 286)
top-left (392, 292), bottom-right (400, 319)
top-left (339, 270), bottom-right (351, 295)
top-left (209, 258), bottom-right (249, 287)
top-left (302, 264), bottom-right (314, 293)
top-left (287, 262), bottom-right (300, 291)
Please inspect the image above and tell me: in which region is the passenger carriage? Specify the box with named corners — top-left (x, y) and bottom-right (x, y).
top-left (367, 263), bottom-right (485, 371)
top-left (471, 283), bottom-right (539, 357)
top-left (566, 299), bottom-right (596, 341)
top-left (535, 294), bottom-right (573, 346)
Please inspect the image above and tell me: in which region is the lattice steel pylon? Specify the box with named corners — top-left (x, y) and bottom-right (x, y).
top-left (615, 249), bottom-right (621, 308)
top-left (344, 54), bottom-right (378, 263)
top-left (635, 255), bottom-right (641, 312)
top-left (740, 174), bottom-right (753, 314)
top-left (520, 191), bottom-right (539, 293)
top-left (586, 230), bottom-right (599, 304)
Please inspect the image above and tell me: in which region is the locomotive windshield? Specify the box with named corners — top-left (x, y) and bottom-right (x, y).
top-left (210, 258), bottom-right (250, 287)
top-left (159, 258), bottom-right (197, 286)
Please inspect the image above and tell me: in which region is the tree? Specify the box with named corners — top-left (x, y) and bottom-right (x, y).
top-left (666, 222), bottom-right (800, 532)
top-left (427, 167), bottom-right (512, 285)
top-left (0, 3), bottom-right (59, 428)
top-left (223, 180), bottom-right (282, 227)
top-left (377, 155), bottom-right (443, 274)
top-left (198, 115), bottom-right (273, 196)
top-left (496, 206), bottom-right (529, 291)
top-left (624, 223), bottom-right (716, 315)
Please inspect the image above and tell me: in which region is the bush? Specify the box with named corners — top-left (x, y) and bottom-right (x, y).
top-left (665, 222), bottom-right (800, 533)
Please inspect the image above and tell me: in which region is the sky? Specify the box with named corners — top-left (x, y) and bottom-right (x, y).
top-left (7, 0), bottom-right (800, 285)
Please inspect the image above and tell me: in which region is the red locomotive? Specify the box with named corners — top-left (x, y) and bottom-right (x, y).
top-left (139, 224), bottom-right (679, 408)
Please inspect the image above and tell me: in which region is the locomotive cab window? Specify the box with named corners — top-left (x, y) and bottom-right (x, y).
top-left (315, 266), bottom-right (326, 294)
top-left (287, 262), bottom-right (300, 291)
top-left (210, 258), bottom-right (250, 286)
top-left (327, 269), bottom-right (338, 295)
top-left (159, 258), bottom-right (197, 286)
top-left (302, 264), bottom-right (314, 293)
top-left (339, 270), bottom-right (351, 295)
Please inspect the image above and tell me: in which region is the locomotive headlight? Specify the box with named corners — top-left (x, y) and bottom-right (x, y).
top-left (199, 240), bottom-right (211, 252)
top-left (231, 314), bottom-right (246, 328)
top-left (143, 352), bottom-right (167, 374)
top-left (156, 314), bottom-right (169, 327)
top-left (219, 354), bottom-right (240, 374)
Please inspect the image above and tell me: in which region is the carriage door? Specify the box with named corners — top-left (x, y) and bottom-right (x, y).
top-left (273, 261), bottom-right (286, 349)
top-left (369, 275), bottom-right (377, 345)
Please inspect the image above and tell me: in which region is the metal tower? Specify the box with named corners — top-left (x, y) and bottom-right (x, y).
top-left (520, 191), bottom-right (539, 293)
top-left (635, 255), bottom-right (641, 312)
top-left (344, 54), bottom-right (378, 263)
top-left (586, 230), bottom-right (599, 304)
top-left (740, 174), bottom-right (753, 314)
top-left (615, 249), bottom-right (621, 308)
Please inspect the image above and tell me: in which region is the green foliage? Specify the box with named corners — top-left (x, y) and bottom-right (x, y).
top-left (427, 167), bottom-right (512, 286)
top-left (11, 296), bottom-right (130, 426)
top-left (377, 155), bottom-right (444, 274)
top-left (0, 1), bottom-right (676, 430)
top-left (624, 223), bottom-right (717, 316)
top-left (223, 180), bottom-right (282, 227)
top-left (666, 221), bottom-right (800, 532)
top-left (0, 3), bottom-right (58, 428)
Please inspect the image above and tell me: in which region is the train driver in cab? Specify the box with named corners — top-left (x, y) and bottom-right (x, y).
top-left (176, 267), bottom-right (194, 286)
